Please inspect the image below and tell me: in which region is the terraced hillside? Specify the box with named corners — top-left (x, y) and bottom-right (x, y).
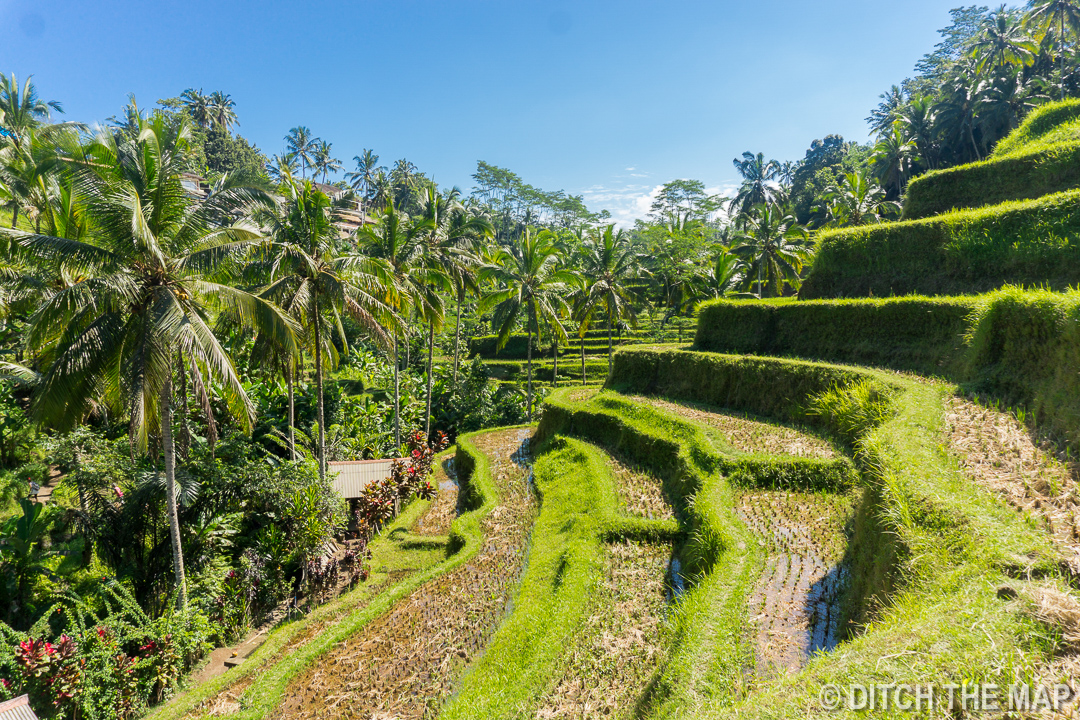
top-left (152, 336), bottom-right (1080, 719)
top-left (801, 100), bottom-right (1080, 298)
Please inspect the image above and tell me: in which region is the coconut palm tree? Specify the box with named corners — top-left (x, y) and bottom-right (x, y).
top-left (5, 113), bottom-right (298, 608)
top-left (249, 179), bottom-right (396, 477)
top-left (970, 7), bottom-right (1038, 74)
top-left (728, 152), bottom-right (786, 224)
top-left (267, 152), bottom-right (299, 183)
top-left (574, 224), bottom-right (639, 375)
top-left (867, 85), bottom-right (906, 137)
top-left (345, 149), bottom-right (380, 217)
top-left (480, 229), bottom-right (575, 422)
top-left (414, 186), bottom-right (492, 433)
top-left (285, 126), bottom-right (318, 180)
top-left (179, 88), bottom-right (211, 129)
top-left (691, 246), bottom-right (745, 304)
top-left (208, 91), bottom-right (239, 132)
top-left (871, 123), bottom-right (920, 197)
top-left (357, 200), bottom-right (443, 448)
top-left (898, 96), bottom-right (940, 170)
top-left (313, 141), bottom-right (342, 184)
top-left (731, 205), bottom-right (810, 298)
top-left (0, 74), bottom-right (63, 139)
top-left (818, 170), bottom-right (900, 227)
top-left (1026, 0), bottom-right (1080, 98)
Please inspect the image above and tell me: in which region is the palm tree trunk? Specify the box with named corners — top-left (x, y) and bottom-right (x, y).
top-left (177, 351), bottom-right (191, 461)
top-left (607, 311), bottom-right (614, 377)
top-left (160, 370), bottom-right (188, 609)
top-left (526, 318), bottom-right (534, 423)
top-left (393, 333), bottom-right (401, 449)
top-left (552, 340), bottom-right (558, 388)
top-left (10, 206), bottom-right (17, 230)
top-left (314, 315), bottom-right (326, 481)
top-left (581, 335), bottom-right (586, 386)
top-left (425, 321), bottom-right (435, 437)
top-left (453, 293), bottom-right (462, 386)
top-left (287, 360), bottom-right (296, 461)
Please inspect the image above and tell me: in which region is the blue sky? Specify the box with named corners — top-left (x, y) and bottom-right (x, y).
top-left (3, 0), bottom-right (963, 224)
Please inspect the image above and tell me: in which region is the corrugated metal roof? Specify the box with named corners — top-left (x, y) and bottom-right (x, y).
top-left (329, 459), bottom-right (397, 499)
top-left (0, 695), bottom-right (39, 720)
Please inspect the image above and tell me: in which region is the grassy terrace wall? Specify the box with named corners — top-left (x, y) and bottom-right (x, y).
top-left (596, 347), bottom-right (1062, 718)
top-left (799, 189), bottom-right (1080, 298)
top-left (903, 141), bottom-right (1080, 219)
top-left (903, 100), bottom-right (1080, 219)
top-left (696, 289), bottom-right (1080, 447)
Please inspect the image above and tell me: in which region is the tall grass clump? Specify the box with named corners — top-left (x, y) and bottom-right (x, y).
top-left (805, 380), bottom-right (897, 448)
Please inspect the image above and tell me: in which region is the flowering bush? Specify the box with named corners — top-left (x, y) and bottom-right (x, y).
top-left (0, 582), bottom-right (213, 719)
top-left (352, 431), bottom-right (449, 541)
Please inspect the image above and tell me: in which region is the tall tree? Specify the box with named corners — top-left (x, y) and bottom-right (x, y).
top-left (1026, 0), bottom-right (1080, 98)
top-left (480, 229), bottom-right (574, 422)
top-left (7, 114), bottom-right (298, 607)
top-left (285, 126), bottom-right (318, 179)
top-left (357, 200), bottom-right (442, 448)
top-left (728, 152), bottom-right (786, 223)
top-left (313, 140), bottom-right (342, 184)
top-left (250, 179), bottom-right (396, 477)
top-left (345, 149), bottom-right (380, 217)
top-left (731, 205), bottom-right (810, 298)
top-left (207, 91), bottom-right (239, 132)
top-left (574, 224), bottom-right (639, 375)
top-left (969, 7), bottom-right (1038, 73)
top-left (0, 74), bottom-right (63, 139)
top-left (179, 88), bottom-right (211, 129)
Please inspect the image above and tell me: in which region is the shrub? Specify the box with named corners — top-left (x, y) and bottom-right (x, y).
top-left (800, 189), bottom-right (1080, 298)
top-left (805, 380), bottom-right (897, 448)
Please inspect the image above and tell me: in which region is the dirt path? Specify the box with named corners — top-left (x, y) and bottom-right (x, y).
top-left (628, 396), bottom-right (837, 459)
top-left (736, 490), bottom-right (855, 676)
top-left (268, 428), bottom-right (537, 720)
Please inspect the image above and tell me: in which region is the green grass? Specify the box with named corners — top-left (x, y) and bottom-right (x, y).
top-left (902, 100), bottom-right (1080, 219)
top-left (802, 188), bottom-right (1080, 298)
top-left (546, 349), bottom-right (1069, 718)
top-left (694, 288), bottom-right (1080, 449)
top-left (992, 98), bottom-right (1080, 157)
top-left (439, 436), bottom-right (620, 718)
top-left (695, 295), bottom-right (978, 376)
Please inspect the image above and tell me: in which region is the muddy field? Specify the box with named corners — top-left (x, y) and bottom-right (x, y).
top-left (631, 396), bottom-right (837, 459)
top-left (535, 540), bottom-right (672, 719)
top-left (607, 452), bottom-right (675, 521)
top-left (268, 428), bottom-right (538, 720)
top-left (736, 490), bottom-right (855, 675)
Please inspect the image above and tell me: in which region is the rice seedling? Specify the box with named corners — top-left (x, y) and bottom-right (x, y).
top-left (267, 429), bottom-right (538, 719)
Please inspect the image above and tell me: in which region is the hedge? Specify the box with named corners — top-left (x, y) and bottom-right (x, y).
top-left (903, 139), bottom-right (1080, 219)
top-left (693, 288), bottom-right (1080, 447)
top-left (468, 334), bottom-right (635, 359)
top-left (695, 295), bottom-right (978, 375)
top-left (801, 188), bottom-right (1080, 298)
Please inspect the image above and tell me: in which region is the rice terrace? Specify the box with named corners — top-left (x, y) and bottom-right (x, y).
top-left (4, 1), bottom-right (1080, 718)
